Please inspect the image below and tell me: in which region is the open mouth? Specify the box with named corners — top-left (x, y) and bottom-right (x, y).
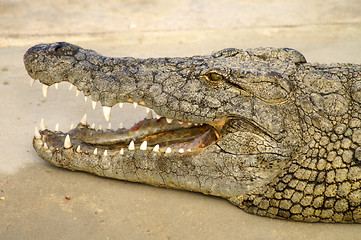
top-left (33, 81), bottom-right (222, 158)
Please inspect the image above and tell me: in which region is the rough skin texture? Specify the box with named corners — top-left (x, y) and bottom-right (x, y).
top-left (24, 42), bottom-right (361, 223)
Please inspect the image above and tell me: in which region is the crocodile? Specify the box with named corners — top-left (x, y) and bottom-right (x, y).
top-left (23, 42), bottom-right (361, 223)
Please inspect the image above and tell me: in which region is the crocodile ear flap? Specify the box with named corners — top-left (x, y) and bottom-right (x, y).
top-left (242, 72), bottom-right (292, 104)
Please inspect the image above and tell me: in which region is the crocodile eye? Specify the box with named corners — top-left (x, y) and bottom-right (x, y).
top-left (206, 72), bottom-right (224, 83)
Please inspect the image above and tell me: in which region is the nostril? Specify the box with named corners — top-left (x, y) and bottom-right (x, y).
top-left (53, 42), bottom-right (79, 56)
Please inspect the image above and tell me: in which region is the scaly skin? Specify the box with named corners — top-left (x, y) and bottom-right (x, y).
top-left (24, 42), bottom-right (361, 223)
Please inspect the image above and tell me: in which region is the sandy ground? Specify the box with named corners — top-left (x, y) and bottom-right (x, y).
top-left (1, 1), bottom-right (361, 239)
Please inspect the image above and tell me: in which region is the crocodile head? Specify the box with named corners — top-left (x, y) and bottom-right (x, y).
top-left (24, 42), bottom-right (361, 223)
top-left (24, 43), bottom-right (307, 201)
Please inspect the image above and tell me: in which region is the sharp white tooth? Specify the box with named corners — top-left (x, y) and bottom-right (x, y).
top-left (43, 143), bottom-right (49, 150)
top-left (166, 118), bottom-right (173, 124)
top-left (55, 123), bottom-right (59, 131)
top-left (42, 84), bottom-right (49, 98)
top-left (178, 121), bottom-right (183, 124)
top-left (76, 145), bottom-right (81, 153)
top-left (153, 144), bottom-right (160, 152)
top-left (155, 114), bottom-right (161, 119)
top-left (128, 140), bottom-right (135, 150)
top-left (187, 122), bottom-right (192, 125)
top-left (107, 123), bottom-right (112, 130)
top-left (140, 141), bottom-right (147, 150)
top-left (64, 135), bottom-right (72, 148)
top-left (145, 107), bottom-right (150, 113)
top-left (40, 118), bottom-right (45, 130)
top-left (70, 123), bottom-right (74, 130)
top-left (94, 148), bottom-right (98, 155)
top-left (30, 78), bottom-right (35, 87)
top-left (91, 123), bottom-right (95, 129)
top-left (34, 126), bottom-right (41, 139)
top-left (98, 125), bottom-right (103, 130)
top-left (119, 122), bottom-right (123, 129)
top-left (92, 100), bottom-right (97, 109)
top-left (80, 114), bottom-right (87, 124)
top-left (165, 147), bottom-right (172, 153)
top-left (55, 83), bottom-right (59, 89)
top-left (84, 96), bottom-right (88, 102)
top-left (133, 102), bottom-right (138, 109)
top-left (187, 149), bottom-right (192, 152)
top-left (178, 148), bottom-right (184, 153)
top-left (104, 150), bottom-right (108, 156)
top-left (146, 111), bottom-right (153, 120)
top-left (119, 103), bottom-right (123, 109)
top-left (120, 148), bottom-right (124, 155)
top-left (76, 89), bottom-right (80, 96)
top-left (68, 84), bottom-right (73, 91)
top-left (102, 106), bottom-right (111, 121)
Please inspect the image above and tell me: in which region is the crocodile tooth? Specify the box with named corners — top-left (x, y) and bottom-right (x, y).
top-left (140, 141), bottom-right (147, 150)
top-left (40, 118), bottom-right (45, 130)
top-left (120, 148), bottom-right (124, 155)
top-left (76, 145), bottom-right (81, 153)
top-left (70, 123), bottom-right (74, 130)
top-left (153, 144), bottom-right (160, 152)
top-left (107, 123), bottom-right (112, 130)
top-left (30, 78), bottom-right (35, 87)
top-left (64, 135), bottom-right (72, 148)
top-left (104, 150), bottom-right (108, 156)
top-left (54, 83), bottom-right (59, 89)
top-left (76, 89), bottom-right (80, 96)
top-left (43, 143), bottom-right (49, 150)
top-left (55, 123), bottom-right (59, 131)
top-left (128, 140), bottom-right (135, 150)
top-left (91, 123), bottom-right (95, 129)
top-left (102, 106), bottom-right (111, 121)
top-left (119, 103), bottom-right (123, 109)
top-left (119, 122), bottom-right (124, 129)
top-left (155, 114), bottom-right (162, 119)
top-left (165, 147), bottom-right (172, 153)
top-left (146, 111), bottom-right (153, 120)
top-left (34, 126), bottom-right (41, 139)
top-left (42, 84), bottom-right (49, 98)
top-left (92, 100), bottom-right (97, 109)
top-left (98, 124), bottom-right (103, 131)
top-left (84, 96), bottom-right (88, 102)
top-left (133, 102), bottom-right (138, 109)
top-left (166, 118), bottom-right (173, 124)
top-left (178, 148), bottom-right (184, 153)
top-left (145, 107), bottom-right (150, 113)
top-left (93, 148), bottom-right (98, 155)
top-left (178, 121), bottom-right (183, 124)
top-left (68, 84), bottom-right (73, 91)
top-left (187, 149), bottom-right (192, 152)
top-left (80, 114), bottom-right (87, 124)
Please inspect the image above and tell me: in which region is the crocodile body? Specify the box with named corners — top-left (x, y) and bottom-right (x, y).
top-left (24, 42), bottom-right (361, 223)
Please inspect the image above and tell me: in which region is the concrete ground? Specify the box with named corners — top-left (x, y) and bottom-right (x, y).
top-left (1, 0), bottom-right (361, 239)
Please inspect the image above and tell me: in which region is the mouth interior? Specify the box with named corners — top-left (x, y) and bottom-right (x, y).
top-left (35, 83), bottom-right (222, 153)
top-left (68, 117), bottom-right (220, 152)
